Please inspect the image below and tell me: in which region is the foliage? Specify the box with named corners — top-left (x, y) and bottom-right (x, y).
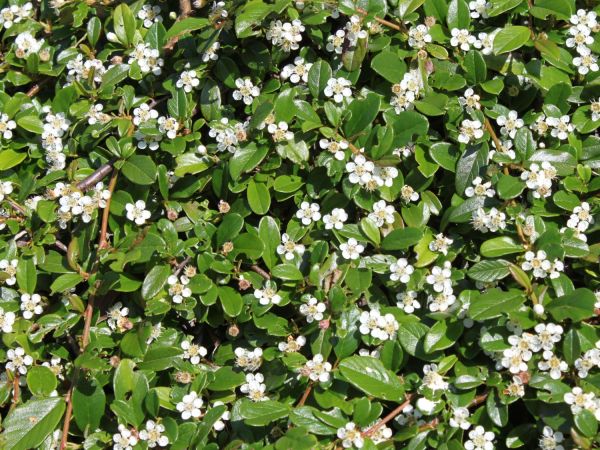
top-left (0, 0), bottom-right (598, 449)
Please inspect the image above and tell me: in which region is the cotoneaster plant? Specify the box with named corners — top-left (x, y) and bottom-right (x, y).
top-left (0, 0), bottom-right (598, 449)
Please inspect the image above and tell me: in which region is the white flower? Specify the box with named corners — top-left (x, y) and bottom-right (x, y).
top-left (0, 3), bottom-right (33, 29)
top-left (323, 208), bottom-right (348, 230)
top-left (107, 302), bottom-right (129, 332)
top-left (254, 282), bottom-right (282, 305)
top-left (450, 28), bottom-right (476, 51)
top-left (496, 110), bottom-right (523, 139)
top-left (133, 103), bottom-right (159, 126)
top-left (296, 201), bottom-right (321, 225)
top-left (458, 119), bottom-right (484, 144)
top-left (324, 77), bottom-right (352, 103)
top-left (0, 259), bottom-right (18, 285)
top-left (459, 88), bottom-right (481, 111)
top-left (474, 31), bottom-right (495, 55)
top-left (546, 115), bottom-right (574, 140)
top-left (538, 350), bottom-right (568, 379)
top-left (368, 200), bottom-right (395, 227)
top-left (422, 364), bottom-right (449, 391)
top-left (505, 375), bottom-right (525, 397)
top-left (337, 422), bottom-right (364, 449)
top-left (125, 200), bottom-right (151, 225)
top-left (345, 15), bottom-right (368, 43)
top-left (375, 166), bottom-right (399, 188)
top-left (340, 238), bottom-right (364, 260)
top-left (15, 32), bottom-right (44, 58)
top-left (128, 43), bottom-right (164, 75)
top-left (0, 114), bottom-right (17, 139)
top-left (449, 407), bottom-right (471, 430)
top-left (429, 233), bottom-right (453, 255)
top-left (472, 208), bottom-right (506, 233)
top-left (235, 347), bottom-right (263, 371)
top-left (6, 347), bottom-right (33, 375)
top-left (278, 335), bottom-right (307, 352)
top-left (346, 154), bottom-right (374, 186)
top-left (266, 19), bottom-right (304, 51)
top-left (20, 293), bottom-right (43, 320)
top-left (571, 9), bottom-right (597, 28)
top-left (319, 138), bottom-right (348, 161)
top-left (233, 78), bottom-right (260, 105)
top-left (267, 121), bottom-right (294, 142)
top-left (521, 250), bottom-right (562, 279)
top-left (490, 139), bottom-right (516, 160)
top-left (176, 391), bottom-right (204, 420)
top-left (358, 309), bottom-right (398, 341)
top-left (390, 258), bottom-right (414, 283)
top-left (469, 0), bottom-right (489, 18)
top-left (465, 177), bottom-right (495, 198)
top-left (167, 275), bottom-right (192, 304)
top-left (573, 48), bottom-right (598, 75)
top-left (135, 132), bottom-right (162, 151)
top-left (202, 41), bottom-right (220, 62)
top-left (113, 424), bottom-right (138, 450)
top-left (465, 426), bottom-right (495, 450)
top-left (539, 426), bottom-right (564, 450)
top-left (408, 24), bottom-right (432, 49)
top-left (240, 373), bottom-right (268, 401)
top-left (396, 291), bottom-right (420, 313)
top-left (567, 202), bottom-right (594, 232)
top-left (520, 162), bottom-right (556, 199)
top-left (566, 24), bottom-right (594, 51)
top-left (534, 323), bottom-right (563, 350)
top-left (0, 181), bottom-right (13, 202)
top-left (139, 420), bottom-right (169, 447)
top-left (211, 401), bottom-right (231, 431)
top-left (416, 397), bottom-right (438, 415)
top-left (428, 292), bottom-right (456, 312)
top-left (564, 387), bottom-right (596, 415)
top-left (302, 354), bottom-right (332, 383)
top-left (326, 29), bottom-right (346, 54)
top-left (299, 296), bottom-right (326, 322)
top-left (0, 307), bottom-right (16, 333)
top-left (176, 70), bottom-right (200, 93)
top-left (276, 233), bottom-right (305, 260)
top-left (138, 5), bottom-right (162, 28)
top-left (281, 57), bottom-right (312, 84)
top-left (86, 104), bottom-right (110, 125)
top-left (181, 340), bottom-right (207, 365)
top-left (426, 262), bottom-right (453, 294)
top-left (158, 116), bottom-right (180, 139)
top-left (574, 349), bottom-right (600, 378)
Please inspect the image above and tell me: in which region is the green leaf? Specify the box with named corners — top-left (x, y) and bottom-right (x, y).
top-left (247, 180), bottom-right (271, 215)
top-left (447, 0), bottom-right (470, 29)
top-left (165, 17), bottom-right (209, 40)
top-left (200, 79), bottom-right (221, 121)
top-left (272, 264), bottom-right (304, 280)
top-left (168, 89), bottom-right (188, 120)
top-left (99, 64), bottom-right (130, 94)
top-left (72, 378), bottom-right (106, 432)
top-left (455, 143), bottom-right (489, 195)
top-left (239, 399), bottom-right (291, 426)
top-left (258, 216), bottom-right (280, 270)
top-left (3, 398), bottom-right (66, 450)
top-left (338, 356), bottom-right (405, 401)
top-left (469, 289), bottom-right (526, 320)
top-left (113, 3), bottom-right (135, 46)
top-left (575, 410), bottom-right (598, 437)
top-left (467, 259), bottom-right (511, 282)
top-left (218, 286), bottom-right (244, 317)
top-left (497, 174), bottom-right (526, 200)
top-left (122, 155), bottom-right (157, 185)
top-left (175, 152), bottom-right (211, 177)
top-left (505, 424), bottom-right (536, 448)
top-left (423, 319), bottom-right (463, 353)
top-left (16, 115), bottom-right (44, 134)
top-left (141, 264), bottom-right (171, 300)
top-left (398, 0), bottom-right (426, 17)
top-left (480, 236), bottom-right (523, 257)
top-left (16, 257), bottom-right (36, 293)
top-left (547, 288), bottom-right (596, 322)
top-left (308, 60), bottom-right (332, 98)
top-left (235, 0), bottom-right (273, 38)
top-left (462, 50), bottom-right (487, 85)
top-left (381, 228), bottom-right (423, 250)
top-left (344, 93), bottom-right (381, 138)
top-left (138, 346), bottom-right (183, 371)
top-left (371, 51), bottom-right (407, 83)
top-left (230, 143), bottom-right (269, 180)
top-left (493, 26), bottom-right (531, 54)
top-left (486, 389), bottom-right (508, 426)
top-left (0, 149), bottom-right (27, 170)
top-left (26, 366), bottom-right (57, 397)
top-left (342, 36), bottom-right (368, 72)
top-left (87, 16), bottom-right (101, 46)
top-left (50, 273), bottom-right (84, 294)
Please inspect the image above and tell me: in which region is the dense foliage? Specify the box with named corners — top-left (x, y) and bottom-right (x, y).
top-left (0, 0), bottom-right (599, 448)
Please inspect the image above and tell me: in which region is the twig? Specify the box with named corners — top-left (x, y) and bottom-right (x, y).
top-left (356, 7), bottom-right (407, 33)
top-left (25, 78), bottom-right (51, 97)
top-left (468, 391), bottom-right (488, 408)
top-left (59, 169), bottom-right (119, 450)
top-left (11, 373), bottom-right (19, 409)
top-left (250, 264), bottom-right (271, 280)
top-left (5, 197), bottom-right (26, 215)
top-left (484, 118), bottom-right (503, 155)
top-left (362, 393), bottom-right (414, 437)
top-left (98, 171), bottom-right (119, 250)
top-left (297, 382), bottom-right (314, 407)
top-left (174, 256), bottom-right (192, 276)
top-left (55, 240), bottom-right (68, 253)
top-left (76, 158), bottom-right (117, 191)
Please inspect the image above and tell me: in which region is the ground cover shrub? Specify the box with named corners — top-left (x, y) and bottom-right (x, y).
top-left (0, 0), bottom-right (599, 448)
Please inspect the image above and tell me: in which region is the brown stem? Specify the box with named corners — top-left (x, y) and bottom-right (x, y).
top-left (297, 382), bottom-right (313, 407)
top-left (163, 0), bottom-right (194, 53)
top-left (484, 118), bottom-right (503, 154)
top-left (98, 171), bottom-right (119, 250)
top-left (356, 7), bottom-right (407, 33)
top-left (174, 256), bottom-right (192, 276)
top-left (5, 197), bottom-right (26, 215)
top-left (362, 393), bottom-right (414, 437)
top-left (11, 373), bottom-right (19, 409)
top-left (25, 78), bottom-right (50, 97)
top-left (59, 367), bottom-right (80, 450)
top-left (468, 391), bottom-right (488, 408)
top-left (250, 264), bottom-right (271, 280)
top-left (55, 240), bottom-right (68, 253)
top-left (76, 158), bottom-right (117, 191)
